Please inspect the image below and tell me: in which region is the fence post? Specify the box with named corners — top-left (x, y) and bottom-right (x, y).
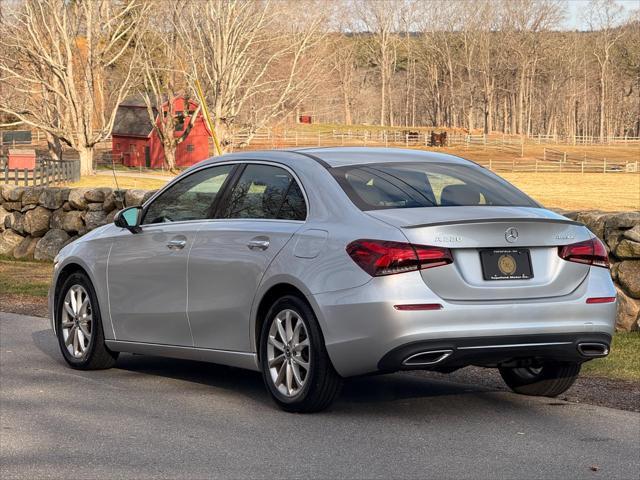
top-left (14, 168), bottom-right (18, 185)
top-left (489, 158), bottom-right (492, 170)
top-left (23, 168), bottom-right (28, 186)
top-left (581, 161), bottom-right (584, 174)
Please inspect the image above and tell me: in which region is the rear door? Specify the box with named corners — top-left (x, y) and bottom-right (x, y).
top-left (188, 162), bottom-right (307, 352)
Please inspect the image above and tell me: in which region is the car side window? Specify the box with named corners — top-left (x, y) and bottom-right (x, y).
top-left (142, 164), bottom-right (234, 224)
top-left (220, 164), bottom-right (306, 221)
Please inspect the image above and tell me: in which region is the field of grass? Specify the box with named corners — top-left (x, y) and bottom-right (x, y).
top-left (69, 174), bottom-right (169, 190)
top-left (582, 332), bottom-right (640, 381)
top-left (0, 256), bottom-right (52, 297)
top-left (501, 172), bottom-right (639, 211)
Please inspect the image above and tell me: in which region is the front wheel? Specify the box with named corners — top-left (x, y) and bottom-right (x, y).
top-left (55, 272), bottom-right (118, 370)
top-left (499, 363), bottom-right (581, 397)
top-left (260, 295), bottom-right (342, 413)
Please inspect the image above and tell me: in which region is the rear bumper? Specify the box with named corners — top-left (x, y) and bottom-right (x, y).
top-left (377, 332), bottom-right (611, 372)
top-left (312, 268), bottom-right (617, 377)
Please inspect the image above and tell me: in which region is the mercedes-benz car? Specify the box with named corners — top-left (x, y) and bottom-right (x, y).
top-left (50, 147), bottom-right (617, 412)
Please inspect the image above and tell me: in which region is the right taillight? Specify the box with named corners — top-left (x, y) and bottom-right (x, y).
top-left (346, 239), bottom-right (453, 277)
top-left (558, 237), bottom-right (609, 268)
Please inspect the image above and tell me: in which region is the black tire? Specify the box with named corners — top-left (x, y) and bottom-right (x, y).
top-left (499, 363), bottom-right (581, 397)
top-left (55, 272), bottom-right (118, 370)
top-left (259, 295), bottom-right (342, 413)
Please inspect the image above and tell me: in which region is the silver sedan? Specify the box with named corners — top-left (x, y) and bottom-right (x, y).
top-left (49, 147), bottom-right (617, 412)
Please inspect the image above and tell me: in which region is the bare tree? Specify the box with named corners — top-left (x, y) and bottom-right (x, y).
top-left (587, 0), bottom-right (626, 141)
top-left (173, 0), bottom-right (327, 151)
top-left (0, 0), bottom-right (149, 175)
top-left (354, 0), bottom-right (404, 126)
top-left (137, 5), bottom-right (201, 172)
top-left (329, 34), bottom-right (359, 126)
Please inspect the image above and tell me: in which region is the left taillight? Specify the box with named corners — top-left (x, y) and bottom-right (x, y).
top-left (346, 239), bottom-right (453, 277)
top-left (558, 237), bottom-right (609, 268)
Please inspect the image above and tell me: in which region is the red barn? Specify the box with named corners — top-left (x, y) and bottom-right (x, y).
top-left (112, 97), bottom-right (211, 168)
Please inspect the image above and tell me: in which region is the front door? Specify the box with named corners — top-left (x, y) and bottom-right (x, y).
top-left (107, 163), bottom-right (236, 346)
top-left (188, 163), bottom-right (307, 352)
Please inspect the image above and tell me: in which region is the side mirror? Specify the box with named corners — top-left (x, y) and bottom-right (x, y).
top-left (114, 206), bottom-right (142, 233)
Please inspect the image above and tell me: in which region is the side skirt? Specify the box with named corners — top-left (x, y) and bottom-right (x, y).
top-left (105, 340), bottom-right (260, 372)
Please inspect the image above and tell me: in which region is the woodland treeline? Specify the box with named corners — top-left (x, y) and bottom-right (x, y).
top-left (0, 0), bottom-right (638, 174)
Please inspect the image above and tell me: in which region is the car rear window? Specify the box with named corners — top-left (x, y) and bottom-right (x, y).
top-left (331, 162), bottom-right (538, 210)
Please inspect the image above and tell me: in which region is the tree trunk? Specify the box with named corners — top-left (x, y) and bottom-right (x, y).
top-left (380, 69), bottom-right (386, 126)
top-left (343, 88), bottom-right (352, 125)
top-left (78, 147), bottom-right (94, 176)
top-left (599, 64), bottom-right (606, 143)
top-left (45, 132), bottom-right (63, 161)
top-left (164, 144), bottom-right (177, 172)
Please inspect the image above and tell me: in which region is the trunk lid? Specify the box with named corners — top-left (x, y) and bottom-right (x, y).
top-left (366, 207), bottom-right (592, 301)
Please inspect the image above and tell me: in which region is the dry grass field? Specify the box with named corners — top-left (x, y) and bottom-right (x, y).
top-left (500, 172), bottom-right (639, 211)
top-left (69, 174), bottom-right (169, 190)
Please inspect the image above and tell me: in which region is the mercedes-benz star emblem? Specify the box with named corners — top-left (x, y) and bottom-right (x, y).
top-left (505, 227), bottom-right (519, 243)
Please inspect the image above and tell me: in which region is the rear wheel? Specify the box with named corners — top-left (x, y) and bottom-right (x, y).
top-left (499, 363), bottom-right (581, 397)
top-left (260, 295), bottom-right (342, 413)
top-left (55, 272), bottom-right (118, 370)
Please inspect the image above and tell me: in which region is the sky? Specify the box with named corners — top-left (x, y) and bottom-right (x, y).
top-left (564, 0), bottom-right (638, 30)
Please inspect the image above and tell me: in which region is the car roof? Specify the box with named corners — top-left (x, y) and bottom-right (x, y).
top-left (195, 147), bottom-right (472, 170)
top-left (290, 147), bottom-right (471, 168)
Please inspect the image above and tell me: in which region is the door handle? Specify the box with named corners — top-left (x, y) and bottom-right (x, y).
top-left (166, 239), bottom-right (187, 250)
top-left (247, 238), bottom-right (270, 251)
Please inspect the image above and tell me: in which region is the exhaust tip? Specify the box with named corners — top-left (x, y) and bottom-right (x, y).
top-left (403, 349), bottom-right (453, 366)
top-left (577, 342), bottom-right (609, 358)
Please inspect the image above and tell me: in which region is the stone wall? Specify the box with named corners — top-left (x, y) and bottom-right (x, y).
top-left (1, 186), bottom-right (638, 331)
top-left (0, 186), bottom-right (155, 262)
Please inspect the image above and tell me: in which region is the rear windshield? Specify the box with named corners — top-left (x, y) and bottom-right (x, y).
top-left (332, 162), bottom-right (538, 210)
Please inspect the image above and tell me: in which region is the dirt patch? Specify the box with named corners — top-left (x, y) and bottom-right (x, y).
top-left (0, 292), bottom-right (48, 318)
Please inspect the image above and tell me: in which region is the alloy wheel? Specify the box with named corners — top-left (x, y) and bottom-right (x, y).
top-left (61, 285), bottom-right (92, 359)
top-left (266, 309), bottom-right (310, 397)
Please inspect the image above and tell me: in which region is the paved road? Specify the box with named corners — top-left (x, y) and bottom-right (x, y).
top-left (1, 312), bottom-right (638, 479)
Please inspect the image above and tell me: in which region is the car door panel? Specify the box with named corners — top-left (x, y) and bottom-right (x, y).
top-left (188, 221), bottom-right (301, 352)
top-left (108, 223), bottom-right (197, 346)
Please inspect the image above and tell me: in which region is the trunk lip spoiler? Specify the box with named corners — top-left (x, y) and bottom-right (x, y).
top-left (402, 217), bottom-right (583, 229)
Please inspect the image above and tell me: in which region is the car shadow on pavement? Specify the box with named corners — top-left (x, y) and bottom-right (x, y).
top-left (33, 329), bottom-right (505, 410)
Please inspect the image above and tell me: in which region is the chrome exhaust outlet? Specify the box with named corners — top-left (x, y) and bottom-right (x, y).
top-left (577, 342), bottom-right (609, 357)
top-left (402, 349), bottom-right (453, 366)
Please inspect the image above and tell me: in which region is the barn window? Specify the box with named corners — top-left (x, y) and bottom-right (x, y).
top-left (175, 111), bottom-right (185, 131)
top-left (186, 144), bottom-right (194, 152)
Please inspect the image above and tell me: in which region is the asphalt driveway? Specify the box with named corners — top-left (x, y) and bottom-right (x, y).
top-left (1, 312), bottom-right (638, 479)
